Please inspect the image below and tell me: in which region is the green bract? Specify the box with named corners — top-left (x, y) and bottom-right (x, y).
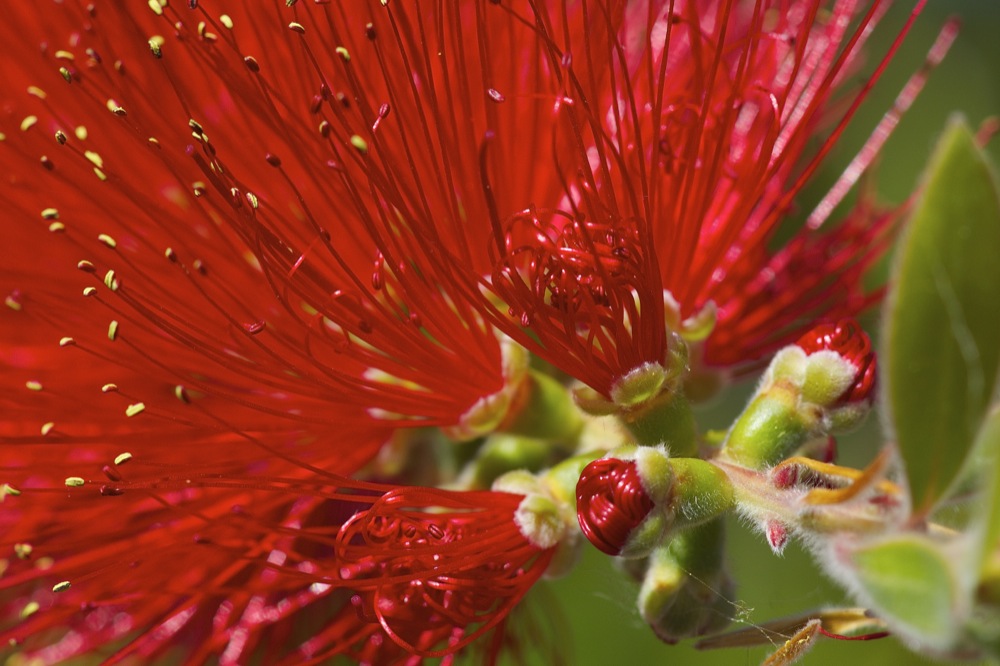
top-left (851, 534), bottom-right (962, 651)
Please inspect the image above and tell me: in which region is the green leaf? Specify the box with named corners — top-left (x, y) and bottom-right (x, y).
top-left (851, 534), bottom-right (961, 650)
top-left (973, 405), bottom-right (1000, 576)
top-left (883, 117), bottom-right (1000, 514)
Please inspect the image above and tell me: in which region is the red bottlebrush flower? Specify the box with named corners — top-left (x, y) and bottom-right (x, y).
top-left (0, 1), bottom-right (548, 662)
top-left (1, 0), bottom-right (512, 435)
top-left (0, 0), bottom-right (949, 663)
top-left (796, 318), bottom-right (877, 404)
top-left (479, 0), bottom-right (954, 395)
top-left (0, 464), bottom-right (552, 663)
top-left (576, 457), bottom-right (656, 556)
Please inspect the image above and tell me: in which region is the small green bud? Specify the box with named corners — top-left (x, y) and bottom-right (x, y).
top-left (668, 458), bottom-right (735, 529)
top-left (513, 493), bottom-right (564, 550)
top-left (572, 384), bottom-right (618, 415)
top-left (493, 467), bottom-right (581, 576)
top-left (502, 370), bottom-right (584, 441)
top-left (637, 519), bottom-right (733, 642)
top-left (467, 434), bottom-right (554, 489)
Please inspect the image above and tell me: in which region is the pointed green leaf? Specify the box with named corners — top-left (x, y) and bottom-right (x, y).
top-left (851, 535), bottom-right (961, 650)
top-left (883, 117), bottom-right (1000, 514)
top-left (974, 405), bottom-right (1000, 576)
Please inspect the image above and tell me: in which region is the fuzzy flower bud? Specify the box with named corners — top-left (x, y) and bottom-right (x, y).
top-left (492, 463), bottom-right (587, 579)
top-left (576, 447), bottom-right (674, 558)
top-left (796, 319), bottom-right (876, 406)
top-left (636, 520), bottom-right (734, 642)
top-left (573, 335), bottom-right (698, 457)
top-left (722, 319), bottom-right (877, 468)
top-left (576, 457), bottom-right (659, 556)
top-left (576, 447), bottom-right (733, 558)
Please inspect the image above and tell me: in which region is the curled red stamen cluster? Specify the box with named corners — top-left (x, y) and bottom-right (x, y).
top-left (576, 457), bottom-right (655, 556)
top-left (503, 213), bottom-right (645, 317)
top-left (336, 487), bottom-right (554, 658)
top-left (489, 209), bottom-right (666, 397)
top-left (797, 319), bottom-right (877, 403)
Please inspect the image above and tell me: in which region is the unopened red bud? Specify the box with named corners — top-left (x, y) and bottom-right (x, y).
top-left (576, 457), bottom-right (655, 556)
top-left (796, 319), bottom-right (876, 404)
top-left (765, 519), bottom-right (788, 555)
top-left (771, 465), bottom-right (799, 489)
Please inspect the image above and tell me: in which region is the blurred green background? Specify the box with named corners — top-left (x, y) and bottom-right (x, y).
top-left (546, 2), bottom-right (1000, 665)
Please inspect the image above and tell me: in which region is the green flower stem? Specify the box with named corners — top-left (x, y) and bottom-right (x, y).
top-left (668, 516), bottom-right (726, 578)
top-left (620, 388), bottom-right (697, 457)
top-left (720, 386), bottom-right (810, 469)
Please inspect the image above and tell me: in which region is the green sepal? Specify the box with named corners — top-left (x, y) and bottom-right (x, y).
top-left (514, 493), bottom-right (565, 549)
top-left (633, 445), bottom-right (673, 504)
top-left (619, 512), bottom-right (671, 560)
top-left (801, 350), bottom-right (858, 407)
top-left (610, 362), bottom-right (670, 407)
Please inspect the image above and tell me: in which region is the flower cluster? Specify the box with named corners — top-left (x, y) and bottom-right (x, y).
top-left (0, 0), bottom-right (944, 663)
